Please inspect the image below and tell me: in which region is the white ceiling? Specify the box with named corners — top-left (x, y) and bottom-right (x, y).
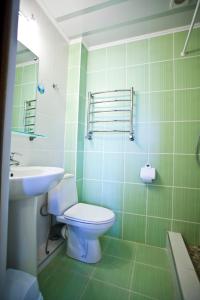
top-left (36, 0), bottom-right (200, 47)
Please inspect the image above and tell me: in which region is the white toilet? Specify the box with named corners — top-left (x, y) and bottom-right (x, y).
top-left (48, 174), bottom-right (115, 263)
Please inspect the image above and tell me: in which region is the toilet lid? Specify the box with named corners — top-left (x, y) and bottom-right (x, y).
top-left (64, 203), bottom-right (115, 224)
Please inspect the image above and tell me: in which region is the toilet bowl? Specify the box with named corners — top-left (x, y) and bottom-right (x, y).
top-left (48, 174), bottom-right (115, 263)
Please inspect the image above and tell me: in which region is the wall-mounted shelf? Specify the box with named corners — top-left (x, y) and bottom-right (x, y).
top-left (86, 87), bottom-right (135, 141)
top-left (11, 130), bottom-right (46, 141)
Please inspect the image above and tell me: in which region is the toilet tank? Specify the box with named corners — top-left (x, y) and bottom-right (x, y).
top-left (48, 173), bottom-right (78, 216)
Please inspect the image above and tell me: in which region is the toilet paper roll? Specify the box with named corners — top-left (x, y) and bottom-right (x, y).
top-left (140, 164), bottom-right (156, 183)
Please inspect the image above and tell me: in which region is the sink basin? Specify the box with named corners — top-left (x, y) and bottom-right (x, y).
top-left (9, 166), bottom-right (64, 200)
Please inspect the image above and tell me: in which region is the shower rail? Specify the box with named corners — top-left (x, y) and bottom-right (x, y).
top-left (86, 87), bottom-right (135, 141)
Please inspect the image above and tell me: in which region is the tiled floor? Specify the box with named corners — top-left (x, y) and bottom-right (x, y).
top-left (38, 237), bottom-right (177, 300)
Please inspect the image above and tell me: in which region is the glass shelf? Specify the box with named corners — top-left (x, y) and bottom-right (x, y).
top-left (11, 130), bottom-right (47, 140)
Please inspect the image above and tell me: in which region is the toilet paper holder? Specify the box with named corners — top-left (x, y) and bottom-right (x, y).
top-left (140, 164), bottom-right (156, 183)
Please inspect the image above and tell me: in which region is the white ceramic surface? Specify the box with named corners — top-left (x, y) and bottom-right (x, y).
top-left (9, 166), bottom-right (64, 200)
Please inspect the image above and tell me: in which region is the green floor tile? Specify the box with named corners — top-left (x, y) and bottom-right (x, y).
top-left (104, 237), bottom-right (136, 260)
top-left (81, 279), bottom-right (130, 300)
top-left (130, 292), bottom-right (155, 300)
top-left (40, 270), bottom-right (88, 300)
top-left (135, 244), bottom-right (170, 269)
top-left (131, 263), bottom-right (175, 300)
top-left (93, 254), bottom-right (132, 289)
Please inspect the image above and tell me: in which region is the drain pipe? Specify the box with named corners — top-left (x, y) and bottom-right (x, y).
top-left (181, 0), bottom-right (200, 56)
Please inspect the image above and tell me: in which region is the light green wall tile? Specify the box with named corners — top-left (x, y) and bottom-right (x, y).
top-left (175, 89), bottom-right (200, 121)
top-left (103, 134), bottom-right (125, 153)
top-left (173, 187), bottom-right (200, 223)
top-left (127, 39), bottom-right (148, 65)
top-left (82, 180), bottom-right (101, 205)
top-left (87, 48), bottom-right (106, 72)
top-left (22, 64), bottom-right (36, 83)
top-left (150, 61), bottom-right (173, 91)
top-left (21, 83), bottom-right (36, 101)
top-left (174, 28), bottom-right (200, 58)
top-left (148, 186), bottom-right (172, 218)
top-left (12, 107), bottom-right (24, 128)
top-left (149, 91), bottom-right (174, 122)
top-left (125, 153), bottom-right (147, 183)
top-left (107, 44), bottom-right (126, 69)
top-left (125, 123), bottom-right (148, 153)
top-left (135, 93), bottom-right (148, 123)
top-left (174, 155), bottom-right (200, 188)
top-left (66, 95), bottom-right (79, 122)
top-left (15, 67), bottom-right (22, 84)
top-left (175, 57), bottom-right (200, 89)
top-left (84, 136), bottom-right (103, 152)
top-left (127, 65), bottom-right (149, 92)
top-left (67, 67), bottom-right (80, 94)
top-left (64, 151), bottom-right (76, 174)
top-left (103, 153), bottom-right (124, 182)
top-left (107, 212), bottom-right (122, 238)
top-left (101, 181), bottom-right (123, 211)
top-left (79, 71), bottom-right (87, 97)
top-left (149, 154), bottom-right (173, 186)
top-left (175, 122), bottom-right (200, 154)
top-left (81, 44), bottom-right (88, 70)
top-left (149, 123), bottom-right (173, 153)
top-left (76, 180), bottom-right (83, 201)
top-left (124, 183), bottom-right (147, 214)
top-left (84, 152), bottom-right (102, 179)
top-left (123, 214), bottom-right (146, 243)
top-left (76, 151), bottom-right (84, 180)
top-left (65, 123), bottom-right (77, 151)
top-left (68, 43), bottom-right (81, 68)
top-left (107, 68), bottom-right (126, 90)
top-left (146, 217), bottom-right (171, 247)
top-left (78, 96), bottom-right (86, 123)
top-left (77, 123), bottom-right (85, 152)
top-left (149, 34), bottom-right (173, 62)
top-left (13, 85), bottom-right (22, 106)
top-left (172, 220), bottom-right (200, 245)
top-left (87, 71), bottom-right (107, 92)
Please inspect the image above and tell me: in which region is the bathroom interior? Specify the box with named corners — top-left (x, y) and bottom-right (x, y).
top-left (1, 0), bottom-right (200, 299)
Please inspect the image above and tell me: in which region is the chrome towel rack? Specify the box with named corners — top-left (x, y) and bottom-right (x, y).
top-left (86, 87), bottom-right (135, 141)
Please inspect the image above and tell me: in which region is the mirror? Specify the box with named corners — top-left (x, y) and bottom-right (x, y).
top-left (12, 41), bottom-right (39, 135)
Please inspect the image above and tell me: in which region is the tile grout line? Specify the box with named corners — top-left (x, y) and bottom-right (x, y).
top-left (171, 32), bottom-right (176, 231)
top-left (121, 42), bottom-right (128, 240)
top-left (82, 177), bottom-right (200, 190)
top-left (128, 244), bottom-right (137, 300)
top-left (87, 52), bottom-right (200, 74)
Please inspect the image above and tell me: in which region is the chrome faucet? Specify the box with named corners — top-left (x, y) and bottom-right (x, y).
top-left (10, 152), bottom-right (22, 166)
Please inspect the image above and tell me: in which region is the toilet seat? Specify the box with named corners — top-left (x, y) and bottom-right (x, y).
top-left (64, 203), bottom-right (115, 224)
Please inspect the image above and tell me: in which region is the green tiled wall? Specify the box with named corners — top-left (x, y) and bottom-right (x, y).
top-left (64, 43), bottom-right (87, 188)
top-left (12, 62), bottom-right (38, 130)
top-left (80, 28), bottom-right (200, 247)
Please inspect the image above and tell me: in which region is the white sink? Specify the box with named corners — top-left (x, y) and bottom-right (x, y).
top-left (9, 166), bottom-right (64, 200)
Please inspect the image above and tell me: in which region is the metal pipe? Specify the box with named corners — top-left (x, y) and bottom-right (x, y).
top-left (181, 0), bottom-right (200, 56)
top-left (89, 119), bottom-right (130, 123)
top-left (92, 130), bottom-right (130, 133)
top-left (89, 109), bottom-right (131, 114)
top-left (91, 88), bottom-right (131, 96)
top-left (86, 92), bottom-right (92, 139)
top-left (129, 87), bottom-right (134, 141)
top-left (90, 99), bottom-right (131, 105)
